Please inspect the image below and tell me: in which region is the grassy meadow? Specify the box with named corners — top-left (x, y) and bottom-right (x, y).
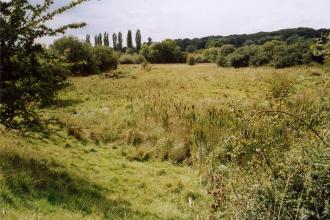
top-left (1, 63), bottom-right (329, 219)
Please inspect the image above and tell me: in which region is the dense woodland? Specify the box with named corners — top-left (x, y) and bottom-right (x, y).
top-left (175, 28), bottom-right (330, 51)
top-left (1, 0), bottom-right (330, 219)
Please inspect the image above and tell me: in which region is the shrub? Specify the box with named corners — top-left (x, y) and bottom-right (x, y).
top-left (266, 73), bottom-right (294, 100)
top-left (186, 44), bottom-right (197, 53)
top-left (271, 42), bottom-right (312, 68)
top-left (141, 60), bottom-right (152, 72)
top-left (202, 47), bottom-right (220, 63)
top-left (310, 34), bottom-right (330, 64)
top-left (248, 45), bottom-right (270, 67)
top-left (227, 47), bottom-right (251, 68)
top-left (140, 39), bottom-right (184, 63)
top-left (217, 44), bottom-right (235, 67)
top-left (186, 55), bottom-right (196, 65)
top-left (50, 36), bottom-right (99, 75)
top-left (93, 46), bottom-right (118, 72)
top-left (194, 53), bottom-right (208, 63)
top-left (126, 130), bottom-right (143, 146)
top-left (67, 126), bottom-right (85, 141)
top-left (0, 0), bottom-right (86, 129)
top-left (190, 48), bottom-right (219, 64)
top-left (119, 53), bottom-right (145, 64)
top-left (227, 45), bottom-right (270, 68)
top-left (261, 40), bottom-right (285, 61)
top-left (128, 146), bottom-right (153, 162)
top-left (125, 47), bottom-right (135, 54)
top-left (271, 46), bottom-right (293, 68)
top-left (216, 41), bottom-right (313, 68)
top-left (254, 156), bottom-right (330, 220)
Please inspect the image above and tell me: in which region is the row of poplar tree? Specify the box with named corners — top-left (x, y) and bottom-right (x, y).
top-left (85, 29), bottom-right (145, 52)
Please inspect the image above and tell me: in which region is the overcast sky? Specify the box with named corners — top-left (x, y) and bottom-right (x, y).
top-left (37, 0), bottom-right (330, 45)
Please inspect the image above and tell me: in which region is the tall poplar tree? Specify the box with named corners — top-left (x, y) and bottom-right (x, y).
top-left (86, 34), bottom-right (91, 44)
top-left (98, 33), bottom-right (102, 46)
top-left (103, 32), bottom-right (109, 46)
top-left (127, 30), bottom-right (133, 49)
top-left (112, 33), bottom-right (117, 50)
top-left (118, 32), bottom-right (123, 52)
top-left (135, 29), bottom-right (142, 53)
top-left (94, 35), bottom-right (98, 45)
top-left (147, 37), bottom-right (153, 46)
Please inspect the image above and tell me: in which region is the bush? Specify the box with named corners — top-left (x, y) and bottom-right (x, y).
top-left (215, 41), bottom-right (313, 68)
top-left (227, 45), bottom-right (270, 68)
top-left (217, 44), bottom-right (235, 67)
top-left (50, 36), bottom-right (99, 75)
top-left (141, 60), bottom-right (152, 72)
top-left (0, 0), bottom-right (86, 128)
top-left (93, 46), bottom-right (118, 72)
top-left (186, 55), bottom-right (196, 65)
top-left (248, 45), bottom-right (270, 67)
top-left (254, 156), bottom-right (330, 220)
top-left (119, 53), bottom-right (145, 64)
top-left (140, 39), bottom-right (184, 63)
top-left (193, 53), bottom-right (208, 63)
top-left (185, 44), bottom-right (197, 53)
top-left (227, 47), bottom-right (252, 68)
top-left (267, 73), bottom-right (294, 100)
top-left (202, 47), bottom-right (220, 63)
top-left (125, 47), bottom-right (135, 54)
top-left (189, 47), bottom-right (219, 64)
top-left (310, 34), bottom-right (330, 64)
top-left (271, 42), bottom-right (312, 68)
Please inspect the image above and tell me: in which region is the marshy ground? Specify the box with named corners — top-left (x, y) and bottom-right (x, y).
top-left (1, 64), bottom-right (329, 219)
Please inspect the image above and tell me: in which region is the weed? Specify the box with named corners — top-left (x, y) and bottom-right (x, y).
top-left (67, 126), bottom-right (85, 141)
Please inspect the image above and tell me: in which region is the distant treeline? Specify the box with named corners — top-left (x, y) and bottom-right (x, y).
top-left (175, 28), bottom-right (330, 52)
top-left (47, 27), bottom-right (330, 71)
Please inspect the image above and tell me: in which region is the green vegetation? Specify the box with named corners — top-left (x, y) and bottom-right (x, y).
top-left (127, 30), bottom-right (133, 49)
top-left (176, 27), bottom-right (330, 51)
top-left (50, 36), bottom-right (99, 75)
top-left (140, 39), bottom-right (185, 63)
top-left (93, 46), bottom-right (118, 72)
top-left (94, 33), bottom-right (103, 46)
top-left (0, 0), bottom-right (87, 129)
top-left (118, 32), bottom-right (123, 52)
top-left (50, 37), bottom-right (118, 75)
top-left (136, 29), bottom-right (142, 53)
top-left (186, 54), bottom-right (196, 65)
top-left (311, 34), bottom-right (330, 65)
top-left (0, 124), bottom-right (209, 219)
top-left (112, 33), bottom-right (118, 50)
top-left (119, 53), bottom-right (145, 64)
top-left (173, 28), bottom-right (330, 68)
top-left (84, 28), bottom-right (328, 68)
top-left (202, 41), bottom-right (312, 68)
top-left (1, 64), bottom-right (329, 218)
top-left (188, 47), bottom-right (219, 64)
top-left (1, 1), bottom-right (329, 219)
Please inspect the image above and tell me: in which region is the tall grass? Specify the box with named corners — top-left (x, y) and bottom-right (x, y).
top-left (1, 64), bottom-right (329, 219)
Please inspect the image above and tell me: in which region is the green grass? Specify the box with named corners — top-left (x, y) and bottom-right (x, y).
top-left (1, 63), bottom-right (329, 219)
top-left (0, 130), bottom-right (209, 219)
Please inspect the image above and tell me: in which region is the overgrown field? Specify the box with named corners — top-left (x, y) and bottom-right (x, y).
top-left (1, 64), bottom-right (329, 219)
